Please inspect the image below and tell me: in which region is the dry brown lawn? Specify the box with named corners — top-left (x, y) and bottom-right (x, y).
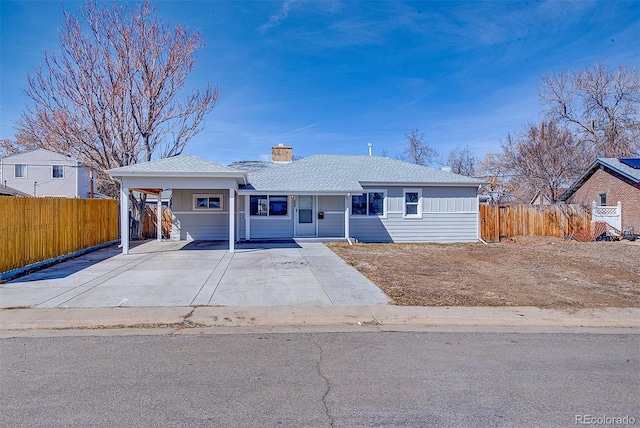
top-left (326, 237), bottom-right (640, 309)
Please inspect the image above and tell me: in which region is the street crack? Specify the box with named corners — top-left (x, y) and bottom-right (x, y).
top-left (308, 334), bottom-right (335, 427)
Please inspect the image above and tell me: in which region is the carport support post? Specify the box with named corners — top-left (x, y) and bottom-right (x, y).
top-left (120, 185), bottom-right (129, 255)
top-left (156, 197), bottom-right (162, 242)
top-left (229, 188), bottom-right (235, 253)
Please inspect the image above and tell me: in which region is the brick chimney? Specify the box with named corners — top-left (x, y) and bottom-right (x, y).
top-left (271, 144), bottom-right (293, 163)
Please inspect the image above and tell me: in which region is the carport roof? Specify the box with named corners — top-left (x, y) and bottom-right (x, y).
top-left (242, 155), bottom-right (485, 193)
top-left (107, 155), bottom-right (246, 178)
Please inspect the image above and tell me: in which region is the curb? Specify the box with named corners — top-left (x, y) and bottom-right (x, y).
top-left (1, 306), bottom-right (638, 333)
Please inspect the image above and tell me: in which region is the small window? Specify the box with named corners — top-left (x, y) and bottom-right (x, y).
top-left (250, 195), bottom-right (288, 216)
top-left (52, 165), bottom-right (64, 179)
top-left (14, 164), bottom-right (27, 178)
top-left (404, 189), bottom-right (422, 218)
top-left (194, 194), bottom-right (223, 210)
top-left (351, 191), bottom-right (386, 216)
top-left (598, 193), bottom-right (607, 206)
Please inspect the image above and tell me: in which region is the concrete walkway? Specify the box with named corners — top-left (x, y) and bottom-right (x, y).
top-left (0, 240), bottom-right (390, 309)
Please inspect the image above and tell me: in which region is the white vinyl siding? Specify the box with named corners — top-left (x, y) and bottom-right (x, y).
top-left (351, 212), bottom-right (478, 243)
top-left (318, 195), bottom-right (345, 237)
top-left (350, 186), bottom-right (479, 243)
top-left (170, 189), bottom-right (231, 241)
top-left (249, 217), bottom-right (294, 239)
top-left (170, 211), bottom-right (229, 240)
top-left (421, 187), bottom-right (477, 212)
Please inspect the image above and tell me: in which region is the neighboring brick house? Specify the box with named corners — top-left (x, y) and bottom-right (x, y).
top-left (0, 148), bottom-right (94, 198)
top-left (561, 158), bottom-right (640, 233)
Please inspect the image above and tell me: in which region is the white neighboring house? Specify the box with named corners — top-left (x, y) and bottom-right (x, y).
top-left (0, 148), bottom-right (94, 198)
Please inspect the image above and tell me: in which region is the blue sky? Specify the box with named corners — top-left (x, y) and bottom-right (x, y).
top-left (1, 1), bottom-right (639, 165)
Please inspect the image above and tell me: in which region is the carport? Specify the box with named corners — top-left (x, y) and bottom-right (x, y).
top-left (107, 156), bottom-right (247, 255)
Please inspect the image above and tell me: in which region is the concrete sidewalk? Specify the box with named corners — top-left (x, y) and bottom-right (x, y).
top-left (1, 305), bottom-right (638, 336)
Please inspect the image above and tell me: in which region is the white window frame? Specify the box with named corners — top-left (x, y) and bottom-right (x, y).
top-left (403, 188), bottom-right (422, 219)
top-left (52, 165), bottom-right (64, 179)
top-left (350, 189), bottom-right (387, 218)
top-left (14, 164), bottom-right (27, 178)
top-left (249, 194), bottom-right (290, 218)
top-left (193, 193), bottom-right (224, 211)
top-left (598, 193), bottom-right (607, 206)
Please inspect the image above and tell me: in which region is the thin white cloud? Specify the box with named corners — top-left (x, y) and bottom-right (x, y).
top-left (259, 0), bottom-right (297, 34)
top-left (277, 123), bottom-right (318, 138)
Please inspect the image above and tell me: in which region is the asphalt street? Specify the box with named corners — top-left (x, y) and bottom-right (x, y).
top-left (1, 331), bottom-right (638, 427)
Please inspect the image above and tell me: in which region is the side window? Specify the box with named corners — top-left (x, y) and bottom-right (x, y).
top-left (598, 193), bottom-right (607, 206)
top-left (404, 189), bottom-right (422, 218)
top-left (52, 165), bottom-right (64, 179)
top-left (194, 194), bottom-right (223, 210)
top-left (14, 164), bottom-right (27, 178)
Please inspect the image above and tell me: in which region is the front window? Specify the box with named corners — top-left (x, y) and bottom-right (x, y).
top-left (250, 195), bottom-right (288, 216)
top-left (352, 191), bottom-right (386, 216)
top-left (194, 194), bottom-right (223, 210)
top-left (14, 164), bottom-right (27, 178)
top-left (52, 165), bottom-right (64, 179)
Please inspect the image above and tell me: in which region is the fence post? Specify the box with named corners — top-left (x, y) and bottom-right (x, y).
top-left (618, 201), bottom-right (622, 231)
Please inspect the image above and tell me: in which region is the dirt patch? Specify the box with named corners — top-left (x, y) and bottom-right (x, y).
top-left (326, 237), bottom-right (640, 309)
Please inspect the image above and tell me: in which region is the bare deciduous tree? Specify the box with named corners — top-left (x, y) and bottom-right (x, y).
top-left (502, 122), bottom-right (589, 203)
top-left (476, 152), bottom-right (516, 204)
top-left (398, 129), bottom-right (438, 166)
top-left (2, 0), bottom-right (219, 238)
top-left (446, 145), bottom-right (476, 176)
top-left (539, 63), bottom-right (640, 157)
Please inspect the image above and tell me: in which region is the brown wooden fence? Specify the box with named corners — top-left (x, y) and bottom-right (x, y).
top-left (142, 206), bottom-right (172, 239)
top-left (480, 204), bottom-right (590, 243)
top-left (1, 197), bottom-right (119, 274)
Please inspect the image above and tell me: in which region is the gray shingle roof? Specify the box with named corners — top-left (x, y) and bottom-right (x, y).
top-left (600, 158), bottom-right (640, 181)
top-left (107, 155), bottom-right (245, 176)
top-left (0, 185), bottom-right (29, 197)
top-left (228, 160), bottom-right (282, 173)
top-left (243, 155), bottom-right (484, 192)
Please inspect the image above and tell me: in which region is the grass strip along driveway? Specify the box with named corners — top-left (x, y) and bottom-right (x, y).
top-left (327, 237), bottom-right (639, 309)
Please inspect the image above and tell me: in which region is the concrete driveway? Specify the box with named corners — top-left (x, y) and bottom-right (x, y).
top-left (0, 240), bottom-right (390, 308)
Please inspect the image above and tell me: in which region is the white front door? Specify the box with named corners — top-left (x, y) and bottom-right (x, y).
top-left (296, 195), bottom-right (316, 237)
